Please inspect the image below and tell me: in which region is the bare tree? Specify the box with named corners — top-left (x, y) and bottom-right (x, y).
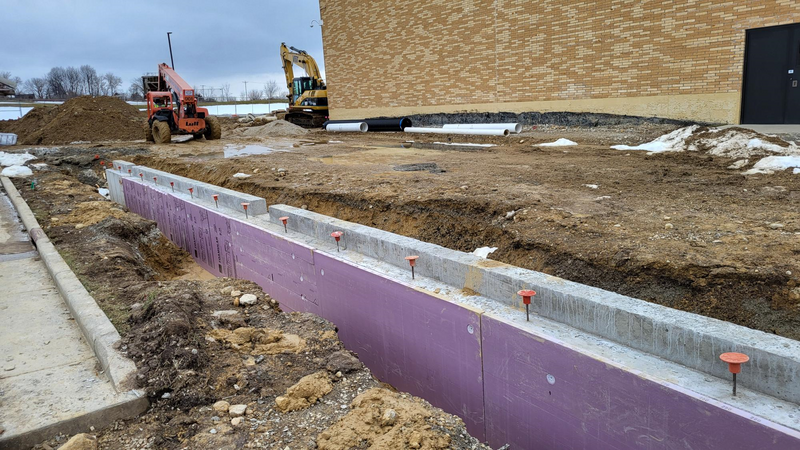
top-left (127, 79), bottom-right (144, 101)
top-left (80, 65), bottom-right (100, 96)
top-left (64, 66), bottom-right (82, 96)
top-left (0, 71), bottom-right (11, 79)
top-left (25, 78), bottom-right (48, 98)
top-left (101, 72), bottom-right (122, 95)
top-left (220, 83), bottom-right (231, 101)
top-left (247, 88), bottom-right (264, 101)
top-left (264, 80), bottom-right (280, 100)
top-left (46, 67), bottom-right (68, 98)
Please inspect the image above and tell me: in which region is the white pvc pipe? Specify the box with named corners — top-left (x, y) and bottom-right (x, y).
top-left (404, 127), bottom-right (509, 136)
top-left (326, 122), bottom-right (368, 132)
top-left (442, 123), bottom-right (522, 134)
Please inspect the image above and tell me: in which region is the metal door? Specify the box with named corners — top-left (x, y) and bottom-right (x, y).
top-left (741, 23), bottom-right (800, 124)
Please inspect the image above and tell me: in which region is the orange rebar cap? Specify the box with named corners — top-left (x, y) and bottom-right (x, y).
top-left (720, 352), bottom-right (749, 374)
top-left (405, 255), bottom-right (419, 267)
top-left (517, 290), bottom-right (536, 304)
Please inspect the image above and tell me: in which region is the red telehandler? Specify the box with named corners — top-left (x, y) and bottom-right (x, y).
top-left (141, 63), bottom-right (221, 143)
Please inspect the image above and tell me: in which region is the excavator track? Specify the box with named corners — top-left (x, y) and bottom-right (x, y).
top-left (285, 111), bottom-right (327, 129)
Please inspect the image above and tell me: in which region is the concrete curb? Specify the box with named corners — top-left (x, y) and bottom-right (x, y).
top-left (0, 176), bottom-right (140, 393)
top-left (0, 395), bottom-right (148, 450)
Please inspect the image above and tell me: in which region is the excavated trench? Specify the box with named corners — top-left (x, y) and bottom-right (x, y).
top-left (124, 154), bottom-right (800, 341)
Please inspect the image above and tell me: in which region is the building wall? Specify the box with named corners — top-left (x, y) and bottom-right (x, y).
top-left (318, 0), bottom-right (800, 123)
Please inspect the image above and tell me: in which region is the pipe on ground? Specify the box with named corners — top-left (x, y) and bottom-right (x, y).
top-left (442, 123), bottom-right (522, 134)
top-left (324, 118), bottom-right (412, 132)
top-left (325, 122), bottom-right (368, 133)
top-left (404, 127), bottom-right (510, 136)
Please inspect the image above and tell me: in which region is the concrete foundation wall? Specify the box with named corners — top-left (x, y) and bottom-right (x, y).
top-left (112, 167), bottom-right (800, 449)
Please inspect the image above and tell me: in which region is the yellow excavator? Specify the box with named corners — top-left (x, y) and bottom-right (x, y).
top-left (279, 43), bottom-right (328, 128)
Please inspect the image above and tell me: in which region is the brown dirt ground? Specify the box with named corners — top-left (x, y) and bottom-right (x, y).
top-left (16, 168), bottom-right (486, 449)
top-left (114, 123), bottom-right (800, 340)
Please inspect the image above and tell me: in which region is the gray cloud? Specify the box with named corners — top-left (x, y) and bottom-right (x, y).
top-left (3, 0), bottom-right (324, 94)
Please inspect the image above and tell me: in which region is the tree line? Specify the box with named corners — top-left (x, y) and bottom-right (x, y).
top-left (4, 67), bottom-right (289, 103)
top-left (2, 66), bottom-right (122, 99)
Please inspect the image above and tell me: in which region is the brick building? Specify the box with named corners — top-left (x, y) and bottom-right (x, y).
top-left (318, 1), bottom-right (800, 124)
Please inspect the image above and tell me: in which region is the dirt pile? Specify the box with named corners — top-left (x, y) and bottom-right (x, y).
top-left (4, 96), bottom-right (145, 145)
top-left (232, 119), bottom-right (310, 138)
top-left (318, 388), bottom-right (477, 450)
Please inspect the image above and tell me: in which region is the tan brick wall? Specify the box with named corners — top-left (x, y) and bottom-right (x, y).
top-left (319, 0), bottom-right (800, 123)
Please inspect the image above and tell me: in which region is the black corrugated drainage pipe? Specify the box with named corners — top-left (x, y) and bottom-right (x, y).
top-left (323, 117), bottom-right (412, 132)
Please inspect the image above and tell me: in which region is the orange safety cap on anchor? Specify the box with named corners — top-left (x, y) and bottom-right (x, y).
top-left (720, 352), bottom-right (749, 374)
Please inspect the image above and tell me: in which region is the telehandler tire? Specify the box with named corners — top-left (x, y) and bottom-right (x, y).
top-left (204, 115), bottom-right (221, 140)
top-left (152, 121), bottom-right (171, 144)
top-left (144, 122), bottom-right (154, 142)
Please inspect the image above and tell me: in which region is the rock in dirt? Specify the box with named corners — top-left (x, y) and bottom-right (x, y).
top-left (212, 400), bottom-right (230, 413)
top-left (239, 293), bottom-right (257, 305)
top-left (207, 327), bottom-right (306, 354)
top-left (275, 371), bottom-right (333, 412)
top-left (230, 290), bottom-right (242, 297)
top-left (59, 433), bottom-right (98, 450)
top-left (228, 404), bottom-right (247, 417)
top-left (325, 350), bottom-right (362, 374)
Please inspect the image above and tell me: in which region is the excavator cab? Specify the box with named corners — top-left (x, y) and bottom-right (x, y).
top-left (292, 77), bottom-right (314, 104)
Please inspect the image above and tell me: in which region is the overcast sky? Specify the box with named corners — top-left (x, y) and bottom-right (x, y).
top-left (3, 0), bottom-right (324, 98)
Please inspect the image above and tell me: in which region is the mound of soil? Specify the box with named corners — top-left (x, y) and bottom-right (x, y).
top-left (233, 119), bottom-right (309, 138)
top-left (5, 96), bottom-right (145, 145)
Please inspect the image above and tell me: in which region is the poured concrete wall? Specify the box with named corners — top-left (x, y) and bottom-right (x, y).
top-left (112, 167), bottom-right (800, 449)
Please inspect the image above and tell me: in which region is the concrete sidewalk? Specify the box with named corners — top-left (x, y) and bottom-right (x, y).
top-left (0, 181), bottom-right (145, 449)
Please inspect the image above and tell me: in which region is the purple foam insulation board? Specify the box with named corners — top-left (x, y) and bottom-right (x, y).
top-left (314, 252), bottom-right (486, 440)
top-left (481, 315), bottom-right (800, 450)
top-left (204, 207), bottom-right (236, 278)
top-left (122, 178), bottom-right (142, 217)
top-left (229, 220), bottom-right (319, 314)
top-left (184, 202), bottom-right (214, 273)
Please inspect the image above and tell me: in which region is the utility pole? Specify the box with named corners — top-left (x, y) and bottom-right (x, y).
top-left (166, 32), bottom-right (175, 69)
top-left (243, 81), bottom-right (248, 101)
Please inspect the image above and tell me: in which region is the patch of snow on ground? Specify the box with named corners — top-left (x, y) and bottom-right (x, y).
top-left (472, 247), bottom-right (498, 258)
top-left (0, 151), bottom-right (36, 167)
top-left (611, 126), bottom-right (698, 153)
top-left (743, 156), bottom-right (800, 175)
top-left (432, 142), bottom-right (496, 147)
top-left (1, 165), bottom-right (33, 177)
top-left (583, 184), bottom-right (599, 189)
top-left (536, 138), bottom-right (578, 147)
top-left (232, 173), bottom-right (251, 179)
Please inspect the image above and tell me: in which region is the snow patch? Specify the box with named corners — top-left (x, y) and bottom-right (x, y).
top-left (1, 165), bottom-right (33, 177)
top-left (743, 156), bottom-right (800, 175)
top-left (232, 173), bottom-right (252, 179)
top-left (583, 184), bottom-right (599, 189)
top-left (0, 151), bottom-right (36, 167)
top-left (432, 142), bottom-right (496, 147)
top-left (472, 247), bottom-right (498, 258)
top-left (536, 138), bottom-right (578, 147)
top-left (611, 126), bottom-right (698, 153)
